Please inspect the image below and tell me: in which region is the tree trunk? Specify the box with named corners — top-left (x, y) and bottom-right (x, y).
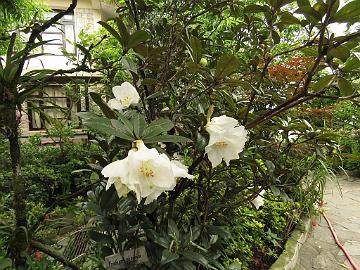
top-left (7, 108), bottom-right (28, 268)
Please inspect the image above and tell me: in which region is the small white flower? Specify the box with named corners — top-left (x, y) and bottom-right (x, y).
top-left (108, 82), bottom-right (140, 111)
top-left (205, 115), bottom-right (248, 167)
top-left (101, 140), bottom-right (193, 204)
top-left (251, 190), bottom-right (265, 210)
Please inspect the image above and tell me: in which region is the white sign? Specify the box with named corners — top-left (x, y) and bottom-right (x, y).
top-left (104, 246), bottom-right (149, 269)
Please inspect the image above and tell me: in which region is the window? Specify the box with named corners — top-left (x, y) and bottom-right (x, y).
top-left (28, 86), bottom-right (89, 131)
top-left (42, 11), bottom-right (76, 55)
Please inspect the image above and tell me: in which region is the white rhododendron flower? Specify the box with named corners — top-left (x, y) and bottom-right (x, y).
top-left (101, 140), bottom-right (193, 204)
top-left (205, 115), bottom-right (248, 167)
top-left (108, 82), bottom-right (140, 111)
top-left (251, 190), bottom-right (265, 209)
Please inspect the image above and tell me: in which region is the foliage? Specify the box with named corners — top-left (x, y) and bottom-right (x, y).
top-left (68, 0), bottom-right (360, 269)
top-left (0, 0), bottom-right (359, 268)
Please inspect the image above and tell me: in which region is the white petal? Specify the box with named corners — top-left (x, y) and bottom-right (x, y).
top-left (106, 177), bottom-right (117, 190)
top-left (108, 99), bottom-right (124, 111)
top-left (252, 196), bottom-right (264, 209)
top-left (171, 160), bottom-right (194, 179)
top-left (101, 159), bottom-right (129, 178)
top-left (205, 145), bottom-right (223, 167)
top-left (210, 115), bottom-right (238, 129)
top-left (114, 181), bottom-right (129, 197)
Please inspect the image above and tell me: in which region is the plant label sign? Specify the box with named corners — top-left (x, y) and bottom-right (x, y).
top-left (104, 246), bottom-right (149, 269)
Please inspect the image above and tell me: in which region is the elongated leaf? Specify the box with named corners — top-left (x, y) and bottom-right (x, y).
top-left (115, 18), bottom-right (129, 44)
top-left (215, 54), bottom-right (240, 80)
top-left (98, 21), bottom-right (123, 45)
top-left (338, 77), bottom-right (353, 96)
top-left (110, 119), bottom-right (134, 138)
top-left (89, 92), bottom-right (116, 119)
top-left (343, 56), bottom-right (360, 72)
top-left (189, 36), bottom-right (202, 63)
top-left (161, 250), bottom-right (179, 265)
top-left (131, 113), bottom-right (146, 138)
top-left (244, 4), bottom-right (271, 13)
top-left (128, 30), bottom-right (150, 49)
top-left (328, 45), bottom-right (350, 62)
top-left (332, 0), bottom-right (360, 22)
top-left (181, 251), bottom-right (209, 267)
top-left (142, 118), bottom-right (174, 139)
top-left (311, 75), bottom-right (334, 91)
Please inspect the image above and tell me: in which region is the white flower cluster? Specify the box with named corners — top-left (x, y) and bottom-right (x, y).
top-left (102, 140), bottom-right (193, 204)
top-left (103, 82), bottom-right (193, 204)
top-left (205, 115), bottom-right (248, 168)
top-left (108, 82), bottom-right (140, 111)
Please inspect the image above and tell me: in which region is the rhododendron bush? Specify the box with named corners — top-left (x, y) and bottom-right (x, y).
top-left (71, 0), bottom-right (360, 267)
top-left (74, 0), bottom-right (360, 266)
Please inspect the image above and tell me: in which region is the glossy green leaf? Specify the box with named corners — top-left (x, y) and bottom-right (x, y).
top-left (89, 92), bottom-right (116, 119)
top-left (161, 250), bottom-right (179, 265)
top-left (311, 75), bottom-right (334, 92)
top-left (332, 0), bottom-right (360, 22)
top-left (190, 36), bottom-right (202, 63)
top-left (131, 113), bottom-right (146, 138)
top-left (244, 4), bottom-right (271, 13)
top-left (338, 77), bottom-right (353, 96)
top-left (328, 45), bottom-right (350, 62)
top-left (215, 54), bottom-right (240, 80)
top-left (343, 56), bottom-right (360, 72)
top-left (181, 251), bottom-right (209, 267)
top-left (128, 30), bottom-right (150, 49)
top-left (98, 21), bottom-right (123, 45)
top-left (142, 118), bottom-right (174, 139)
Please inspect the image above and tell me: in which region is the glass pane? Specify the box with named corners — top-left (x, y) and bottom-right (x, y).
top-left (45, 26), bottom-right (61, 33)
top-left (43, 44), bottom-right (63, 55)
top-left (42, 33), bottom-right (63, 45)
top-left (63, 14), bottom-right (74, 21)
top-left (64, 24), bottom-right (75, 53)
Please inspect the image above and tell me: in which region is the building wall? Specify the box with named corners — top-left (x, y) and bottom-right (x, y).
top-left (20, 0), bottom-right (114, 139)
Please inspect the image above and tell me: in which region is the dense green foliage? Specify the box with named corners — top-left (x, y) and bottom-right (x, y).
top-left (0, 0), bottom-right (359, 269)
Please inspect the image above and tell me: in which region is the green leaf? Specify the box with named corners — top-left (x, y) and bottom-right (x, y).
top-left (271, 30), bottom-right (281, 44)
top-left (115, 18), bottom-right (129, 44)
top-left (311, 75), bottom-right (334, 91)
top-left (110, 119), bottom-right (134, 138)
top-left (0, 257), bottom-right (12, 270)
top-left (328, 45), bottom-right (351, 62)
top-left (128, 30), bottom-right (150, 49)
top-left (181, 251), bottom-right (209, 267)
top-left (295, 6), bottom-right (322, 21)
top-left (279, 11), bottom-right (301, 24)
top-left (168, 219), bottom-right (180, 239)
top-left (297, 0), bottom-right (310, 6)
top-left (131, 113), bottom-right (146, 138)
top-left (332, 0), bottom-right (360, 22)
top-left (343, 56), bottom-right (360, 72)
top-left (143, 134), bottom-right (192, 144)
top-left (215, 54), bottom-right (240, 80)
top-left (244, 4), bottom-right (271, 13)
top-left (161, 250), bottom-right (179, 265)
top-left (338, 77), bottom-right (353, 96)
top-left (98, 21), bottom-right (123, 45)
top-left (142, 118), bottom-right (174, 138)
top-left (89, 92), bottom-right (116, 119)
top-left (100, 185), bottom-right (120, 211)
top-left (189, 36), bottom-right (202, 63)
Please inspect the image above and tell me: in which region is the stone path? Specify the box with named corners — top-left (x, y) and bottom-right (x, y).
top-left (296, 175), bottom-right (360, 270)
